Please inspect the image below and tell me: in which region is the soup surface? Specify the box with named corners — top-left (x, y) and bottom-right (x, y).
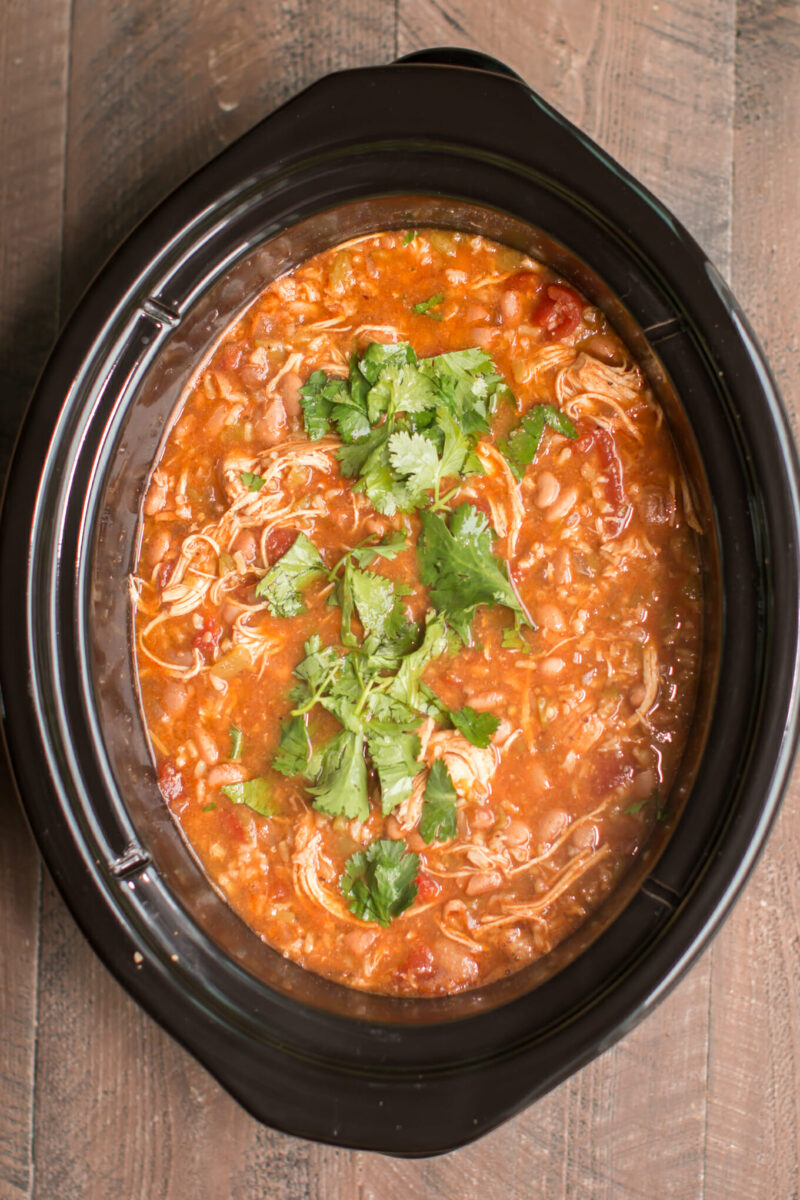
top-left (133, 228), bottom-right (703, 996)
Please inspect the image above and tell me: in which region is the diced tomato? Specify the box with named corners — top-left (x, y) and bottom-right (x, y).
top-left (219, 807), bottom-right (246, 843)
top-left (157, 761), bottom-right (183, 803)
top-left (502, 270), bottom-right (543, 296)
top-left (532, 284), bottom-right (583, 339)
top-left (271, 875), bottom-right (290, 902)
top-left (398, 944), bottom-right (436, 982)
top-left (593, 427), bottom-right (626, 509)
top-left (415, 872), bottom-right (440, 901)
top-left (265, 526), bottom-right (298, 565)
top-left (192, 616), bottom-right (222, 660)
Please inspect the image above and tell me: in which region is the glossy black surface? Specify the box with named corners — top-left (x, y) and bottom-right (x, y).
top-left (1, 52), bottom-right (799, 1156)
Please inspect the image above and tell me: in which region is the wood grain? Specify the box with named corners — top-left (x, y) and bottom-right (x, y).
top-left (383, 2), bottom-right (734, 1195)
top-left (704, 4), bottom-right (800, 1197)
top-left (0, 2), bottom-right (71, 1197)
top-left (3, 0), bottom-right (800, 1197)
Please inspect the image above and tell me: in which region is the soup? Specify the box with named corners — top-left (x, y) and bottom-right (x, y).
top-left (132, 228), bottom-right (703, 996)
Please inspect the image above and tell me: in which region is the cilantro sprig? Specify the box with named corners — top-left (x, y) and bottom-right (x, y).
top-left (341, 839), bottom-right (420, 926)
top-left (499, 404), bottom-right (578, 480)
top-left (417, 503), bottom-right (529, 641)
top-left (411, 292), bottom-right (445, 319)
top-left (300, 342), bottom-right (511, 516)
top-left (255, 532), bottom-right (326, 617)
top-left (419, 759), bottom-right (458, 844)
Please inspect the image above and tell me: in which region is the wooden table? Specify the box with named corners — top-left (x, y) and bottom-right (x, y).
top-left (2, 2), bottom-right (798, 1196)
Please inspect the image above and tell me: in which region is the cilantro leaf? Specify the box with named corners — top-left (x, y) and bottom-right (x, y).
top-left (240, 471), bottom-right (264, 492)
top-left (412, 292), bottom-right (445, 319)
top-left (419, 759), bottom-right (458, 844)
top-left (386, 613), bottom-right (452, 713)
top-left (348, 567), bottom-right (408, 641)
top-left (340, 839), bottom-right (419, 926)
top-left (417, 504), bottom-right (527, 640)
top-left (309, 731), bottom-right (369, 822)
top-left (366, 730), bottom-right (422, 816)
top-left (348, 531), bottom-right (408, 567)
top-left (220, 778), bottom-right (276, 817)
top-left (401, 230), bottom-right (417, 245)
top-left (388, 430), bottom-right (440, 497)
top-left (228, 725), bottom-right (243, 760)
top-left (357, 340), bottom-right (417, 385)
top-left (499, 404), bottom-right (578, 480)
top-left (289, 637), bottom-right (343, 711)
top-left (272, 715), bottom-right (310, 777)
top-left (255, 533), bottom-right (326, 617)
top-left (449, 705), bottom-right (501, 748)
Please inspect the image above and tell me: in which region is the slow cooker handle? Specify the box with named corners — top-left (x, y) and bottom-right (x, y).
top-left (393, 46), bottom-right (524, 84)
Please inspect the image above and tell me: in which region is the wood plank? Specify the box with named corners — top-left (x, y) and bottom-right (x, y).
top-left (0, 1), bottom-right (71, 1197)
top-left (59, 0), bottom-right (394, 318)
top-left (389, 1), bottom-right (735, 1195)
top-left (704, 4), bottom-right (800, 1196)
top-left (31, 3), bottom-right (395, 1198)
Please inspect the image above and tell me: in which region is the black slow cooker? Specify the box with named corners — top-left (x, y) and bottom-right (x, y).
top-left (2, 49), bottom-right (799, 1156)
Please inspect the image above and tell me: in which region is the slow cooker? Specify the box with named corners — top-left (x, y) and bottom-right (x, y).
top-left (1, 49), bottom-right (798, 1155)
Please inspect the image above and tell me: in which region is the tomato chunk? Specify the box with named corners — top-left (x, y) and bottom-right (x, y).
top-left (157, 761), bottom-right (183, 803)
top-left (532, 283), bottom-right (583, 339)
top-left (415, 871), bottom-right (440, 901)
top-left (502, 270), bottom-right (543, 296)
top-left (265, 526), bottom-right (298, 565)
top-left (192, 616), bottom-right (222, 660)
top-left (397, 944), bottom-right (436, 984)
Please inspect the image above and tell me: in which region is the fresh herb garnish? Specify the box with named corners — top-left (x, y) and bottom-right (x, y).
top-left (367, 729), bottom-right (423, 816)
top-left (309, 730), bottom-right (369, 822)
top-left (401, 230), bottom-right (418, 245)
top-left (417, 503), bottom-right (528, 641)
top-left (449, 705), bottom-right (501, 749)
top-left (240, 471), bottom-right (265, 491)
top-left (301, 342), bottom-right (510, 515)
top-left (499, 404), bottom-right (578, 481)
top-left (626, 787), bottom-right (665, 820)
top-left (201, 802), bottom-right (217, 812)
top-left (255, 532), bottom-right (326, 617)
top-left (419, 759), bottom-right (458, 844)
top-left (341, 839), bottom-right (420, 926)
top-left (274, 613), bottom-right (450, 821)
top-left (412, 292), bottom-right (445, 320)
top-left (272, 715), bottom-right (310, 777)
top-left (220, 777), bottom-right (276, 817)
top-left (228, 725), bottom-right (243, 760)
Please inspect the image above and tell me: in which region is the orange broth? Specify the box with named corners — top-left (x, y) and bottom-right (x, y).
top-left (133, 228), bottom-right (703, 996)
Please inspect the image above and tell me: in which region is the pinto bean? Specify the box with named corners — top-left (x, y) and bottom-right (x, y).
top-left (280, 371), bottom-right (303, 417)
top-left (499, 290), bottom-right (522, 324)
top-left (344, 928), bottom-right (378, 956)
top-left (194, 727), bottom-right (220, 766)
top-left (536, 603), bottom-right (566, 633)
top-left (471, 807), bottom-right (495, 830)
top-left (533, 472), bottom-right (560, 509)
top-left (503, 819), bottom-right (530, 847)
top-left (232, 529), bottom-right (258, 561)
top-left (147, 529), bottom-right (171, 566)
top-left (432, 938), bottom-right (479, 985)
top-left (208, 762), bottom-right (247, 788)
top-left (632, 768), bottom-right (658, 800)
top-left (546, 485), bottom-right (579, 521)
top-left (162, 680), bottom-right (189, 718)
top-left (255, 397), bottom-right (287, 445)
top-left (572, 821), bottom-right (599, 850)
top-left (466, 870), bottom-right (503, 896)
top-left (144, 472), bottom-right (168, 515)
top-left (471, 326), bottom-right (496, 349)
top-left (540, 656), bottom-right (565, 676)
top-left (584, 332), bottom-right (623, 364)
top-left (538, 808), bottom-right (569, 844)
top-left (466, 303), bottom-right (490, 323)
